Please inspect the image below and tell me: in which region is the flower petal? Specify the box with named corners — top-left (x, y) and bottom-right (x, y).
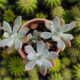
top-left (15, 39), bottom-right (22, 49)
top-left (13, 16), bottom-right (22, 33)
top-left (37, 41), bottom-right (45, 53)
top-left (61, 34), bottom-right (73, 40)
top-left (45, 21), bottom-right (52, 30)
top-left (7, 39), bottom-right (13, 47)
top-left (52, 35), bottom-right (60, 41)
top-left (42, 59), bottom-right (52, 68)
top-left (40, 32), bottom-right (52, 39)
top-left (25, 61), bottom-right (36, 70)
top-left (48, 51), bottom-right (58, 59)
top-left (53, 16), bottom-right (62, 32)
top-left (57, 39), bottom-right (65, 50)
top-left (3, 21), bottom-right (12, 33)
top-left (0, 39), bottom-right (8, 47)
top-left (27, 52), bottom-right (36, 60)
top-left (25, 45), bottom-right (36, 54)
top-left (39, 66), bottom-right (47, 76)
top-left (18, 30), bottom-right (26, 39)
top-left (3, 32), bottom-right (10, 38)
top-left (62, 22), bottom-right (75, 32)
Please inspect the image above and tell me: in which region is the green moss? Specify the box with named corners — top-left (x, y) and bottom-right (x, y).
top-left (51, 6), bottom-right (65, 17)
top-left (8, 56), bottom-right (25, 77)
top-left (44, 0), bottom-right (61, 8)
top-left (0, 0), bottom-right (7, 9)
top-left (62, 57), bottom-right (71, 66)
top-left (17, 0), bottom-right (37, 14)
top-left (3, 76), bottom-right (12, 80)
top-left (48, 73), bottom-right (63, 80)
top-left (28, 68), bottom-right (39, 80)
top-left (71, 56), bottom-right (77, 63)
top-left (62, 69), bottom-right (72, 80)
top-left (74, 64), bottom-right (80, 80)
top-left (35, 12), bottom-right (47, 18)
top-left (49, 58), bottom-right (61, 72)
top-left (0, 67), bottom-right (7, 77)
top-left (66, 0), bottom-right (80, 3)
top-left (69, 48), bottom-right (79, 57)
top-left (1, 50), bottom-right (9, 59)
top-left (3, 9), bottom-right (15, 22)
top-left (14, 77), bottom-right (25, 80)
top-left (73, 36), bottom-right (80, 48)
top-left (71, 6), bottom-right (80, 19)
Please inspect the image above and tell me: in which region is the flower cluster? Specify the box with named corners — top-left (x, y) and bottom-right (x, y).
top-left (0, 16), bottom-right (75, 75)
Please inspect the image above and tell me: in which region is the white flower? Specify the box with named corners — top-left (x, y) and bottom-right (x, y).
top-left (0, 16), bottom-right (29, 49)
top-left (25, 41), bottom-right (58, 75)
top-left (41, 17), bottom-right (75, 50)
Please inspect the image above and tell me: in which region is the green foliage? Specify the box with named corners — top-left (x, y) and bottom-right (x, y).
top-left (3, 76), bottom-right (12, 80)
top-left (0, 0), bottom-right (7, 9)
top-left (43, 0), bottom-right (61, 8)
top-left (51, 6), bottom-right (65, 17)
top-left (17, 0), bottom-right (37, 14)
top-left (8, 56), bottom-right (25, 77)
top-left (62, 57), bottom-right (71, 66)
top-left (3, 9), bottom-right (15, 22)
top-left (73, 36), bottom-right (80, 48)
top-left (74, 64), bottom-right (80, 80)
top-left (49, 58), bottom-right (61, 72)
top-left (48, 73), bottom-right (63, 80)
top-left (62, 69), bottom-right (72, 80)
top-left (68, 48), bottom-right (79, 57)
top-left (71, 6), bottom-right (80, 19)
top-left (0, 67), bottom-right (7, 77)
top-left (35, 12), bottom-right (47, 18)
top-left (28, 68), bottom-right (39, 80)
top-left (66, 0), bottom-right (80, 4)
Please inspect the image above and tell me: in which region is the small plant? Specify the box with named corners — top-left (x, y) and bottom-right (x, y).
top-left (74, 64), bottom-right (80, 80)
top-left (73, 36), bottom-right (80, 48)
top-left (49, 58), bottom-right (61, 72)
top-left (48, 73), bottom-right (63, 80)
top-left (51, 6), bottom-right (65, 17)
top-left (41, 17), bottom-right (75, 50)
top-left (25, 41), bottom-right (58, 75)
top-left (17, 0), bottom-right (37, 14)
top-left (35, 12), bottom-right (47, 18)
top-left (0, 67), bottom-right (7, 77)
top-left (0, 16), bottom-right (29, 50)
top-left (0, 0), bottom-right (7, 9)
top-left (3, 9), bottom-right (15, 22)
top-left (69, 48), bottom-right (79, 57)
top-left (27, 30), bottom-right (41, 43)
top-left (3, 76), bottom-right (12, 80)
top-left (43, 0), bottom-right (61, 8)
top-left (62, 69), bottom-right (72, 80)
top-left (28, 68), bottom-right (39, 80)
top-left (62, 57), bottom-right (71, 66)
top-left (8, 56), bottom-right (25, 77)
top-left (71, 6), bottom-right (80, 19)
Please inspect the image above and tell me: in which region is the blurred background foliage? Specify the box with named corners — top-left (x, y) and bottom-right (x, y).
top-left (0, 0), bottom-right (80, 80)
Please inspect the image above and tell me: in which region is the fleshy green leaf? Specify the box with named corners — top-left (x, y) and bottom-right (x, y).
top-left (3, 21), bottom-right (12, 33)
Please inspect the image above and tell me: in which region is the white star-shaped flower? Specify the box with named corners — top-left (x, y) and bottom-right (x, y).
top-left (0, 16), bottom-right (29, 49)
top-left (41, 17), bottom-right (75, 50)
top-left (25, 41), bottom-right (58, 75)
